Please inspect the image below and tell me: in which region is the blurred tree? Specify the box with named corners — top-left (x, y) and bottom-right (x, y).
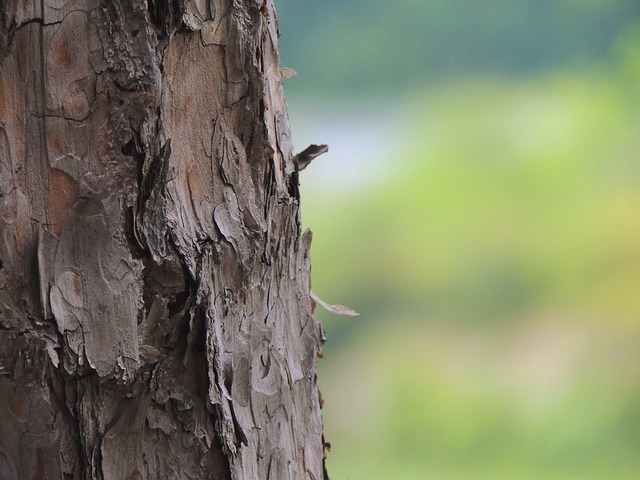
top-left (0, 1), bottom-right (326, 478)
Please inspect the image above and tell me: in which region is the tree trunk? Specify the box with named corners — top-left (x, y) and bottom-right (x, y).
top-left (0, 1), bottom-right (327, 478)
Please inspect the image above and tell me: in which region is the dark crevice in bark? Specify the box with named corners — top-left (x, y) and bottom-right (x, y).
top-left (147, 0), bottom-right (182, 37)
top-left (122, 136), bottom-right (147, 258)
top-left (144, 140), bottom-right (170, 200)
top-left (112, 80), bottom-right (146, 94)
top-left (167, 280), bottom-right (191, 319)
top-left (288, 170), bottom-right (300, 201)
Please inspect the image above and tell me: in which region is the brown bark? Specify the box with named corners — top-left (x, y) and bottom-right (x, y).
top-left (0, 1), bottom-right (327, 478)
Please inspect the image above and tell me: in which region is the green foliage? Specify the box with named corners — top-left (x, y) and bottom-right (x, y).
top-left (319, 322), bottom-right (640, 479)
top-left (276, 1), bottom-right (640, 476)
top-left (305, 67), bottom-right (640, 328)
top-left (295, 24), bottom-right (640, 480)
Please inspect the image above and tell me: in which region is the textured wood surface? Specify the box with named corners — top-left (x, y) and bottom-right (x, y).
top-left (0, 1), bottom-right (327, 478)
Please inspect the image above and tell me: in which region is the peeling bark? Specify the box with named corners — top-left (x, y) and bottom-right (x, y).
top-left (0, 1), bottom-right (327, 478)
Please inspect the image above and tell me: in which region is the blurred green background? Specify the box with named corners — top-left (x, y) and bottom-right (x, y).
top-left (276, 1), bottom-right (640, 478)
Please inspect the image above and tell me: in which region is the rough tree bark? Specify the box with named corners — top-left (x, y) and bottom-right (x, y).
top-left (0, 1), bottom-right (328, 478)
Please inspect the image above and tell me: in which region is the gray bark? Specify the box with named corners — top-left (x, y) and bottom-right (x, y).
top-left (0, 1), bottom-right (328, 478)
